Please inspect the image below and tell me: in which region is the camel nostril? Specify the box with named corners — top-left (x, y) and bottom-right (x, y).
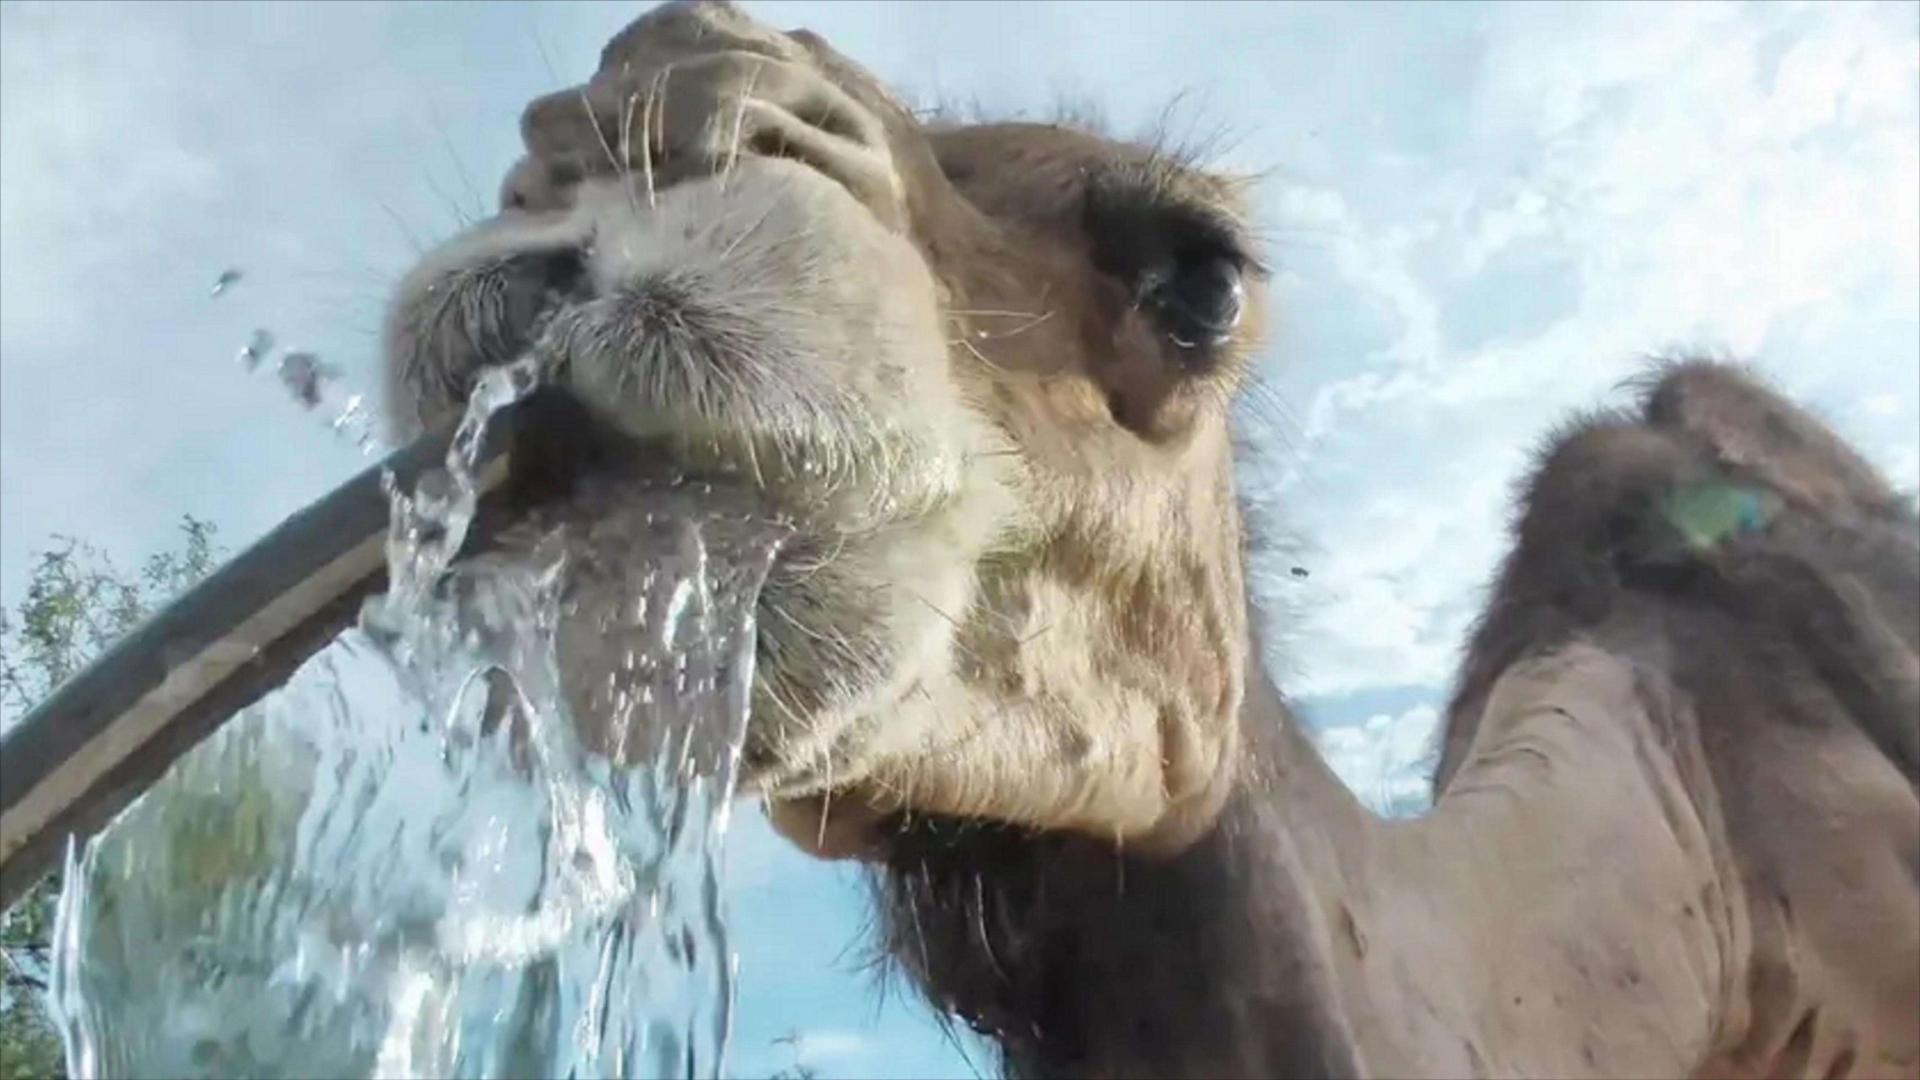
top-left (1146, 252), bottom-right (1245, 351)
top-left (499, 155), bottom-right (584, 215)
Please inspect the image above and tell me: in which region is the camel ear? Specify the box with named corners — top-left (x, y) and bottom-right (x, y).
top-left (1640, 361), bottom-right (1900, 520)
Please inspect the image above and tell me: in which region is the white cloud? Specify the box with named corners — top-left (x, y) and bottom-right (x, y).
top-left (1255, 0), bottom-right (1920, 700)
top-left (1314, 704), bottom-right (1443, 817)
top-left (0, 0), bottom-right (531, 601)
top-left (788, 1029), bottom-right (879, 1064)
top-left (0, 3), bottom-right (224, 350)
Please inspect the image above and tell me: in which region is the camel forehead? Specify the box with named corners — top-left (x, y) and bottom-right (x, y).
top-left (927, 121), bottom-right (1251, 223)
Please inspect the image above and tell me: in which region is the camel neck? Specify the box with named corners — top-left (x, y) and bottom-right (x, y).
top-left (1247, 644), bottom-right (1746, 1080)
top-left (874, 663), bottom-right (1386, 1078)
top-left (877, 648), bottom-right (1739, 1078)
top-left (1240, 665), bottom-right (1472, 1079)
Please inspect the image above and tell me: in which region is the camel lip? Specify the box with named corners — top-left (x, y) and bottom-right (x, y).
top-left (468, 384), bottom-right (808, 585)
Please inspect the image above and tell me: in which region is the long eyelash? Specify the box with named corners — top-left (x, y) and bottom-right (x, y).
top-left (1082, 169), bottom-right (1265, 278)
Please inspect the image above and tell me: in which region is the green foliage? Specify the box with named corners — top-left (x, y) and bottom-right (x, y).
top-left (0, 1004), bottom-right (63, 1080)
top-left (0, 518), bottom-right (221, 1080)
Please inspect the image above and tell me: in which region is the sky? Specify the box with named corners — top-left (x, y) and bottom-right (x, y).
top-left (2, 0), bottom-right (1916, 1076)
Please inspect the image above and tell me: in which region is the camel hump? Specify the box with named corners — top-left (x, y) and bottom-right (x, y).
top-left (1640, 359), bottom-right (1912, 524)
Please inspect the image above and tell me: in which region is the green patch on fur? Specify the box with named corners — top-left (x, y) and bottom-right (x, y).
top-left (1660, 481), bottom-right (1780, 552)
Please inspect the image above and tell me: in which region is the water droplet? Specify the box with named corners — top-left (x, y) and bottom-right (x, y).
top-left (237, 328), bottom-right (274, 371)
top-left (210, 267), bottom-right (243, 298)
top-left (276, 351), bottom-right (339, 410)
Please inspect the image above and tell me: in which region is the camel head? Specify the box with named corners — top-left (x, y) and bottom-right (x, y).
top-left (383, 0), bottom-right (1265, 860)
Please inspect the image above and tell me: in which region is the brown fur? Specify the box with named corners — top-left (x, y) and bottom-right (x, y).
top-left (879, 363), bottom-right (1919, 1078)
top-left (383, 4), bottom-right (1920, 1077)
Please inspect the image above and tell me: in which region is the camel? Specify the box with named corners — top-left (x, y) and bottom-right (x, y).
top-left (381, 3), bottom-right (1920, 1076)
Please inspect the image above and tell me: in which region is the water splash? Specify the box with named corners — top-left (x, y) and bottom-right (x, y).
top-left (277, 351), bottom-right (341, 409)
top-left (272, 350), bottom-right (381, 456)
top-left (50, 360), bottom-right (784, 1079)
top-left (215, 268), bottom-right (379, 454)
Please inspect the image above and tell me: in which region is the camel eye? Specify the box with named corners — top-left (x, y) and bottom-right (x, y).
top-left (1082, 173), bottom-right (1258, 368)
top-left (1142, 250), bottom-right (1245, 351)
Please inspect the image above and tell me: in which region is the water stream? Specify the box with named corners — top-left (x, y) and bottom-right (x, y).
top-left (48, 360), bottom-right (786, 1080)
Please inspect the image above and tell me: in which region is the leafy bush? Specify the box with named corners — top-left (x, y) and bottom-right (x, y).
top-left (0, 519), bottom-right (219, 1080)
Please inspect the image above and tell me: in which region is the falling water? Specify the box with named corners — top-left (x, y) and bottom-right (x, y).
top-left (47, 359), bottom-right (786, 1079)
